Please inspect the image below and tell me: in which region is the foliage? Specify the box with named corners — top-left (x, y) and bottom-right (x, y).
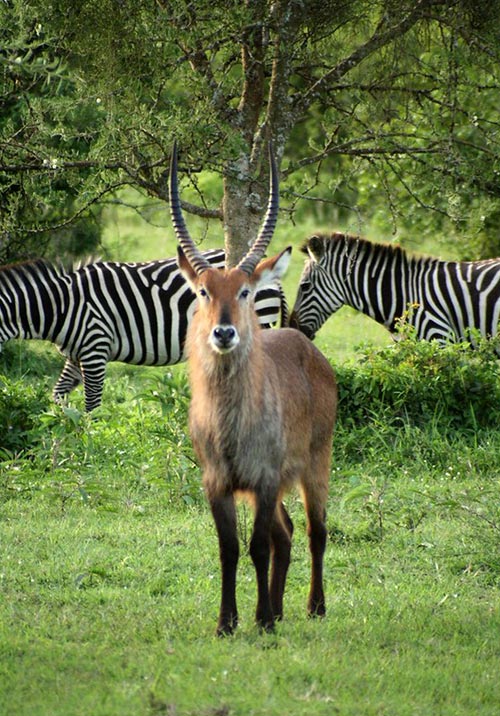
top-left (0, 2), bottom-right (104, 260)
top-left (0, 373), bottom-right (51, 454)
top-left (336, 329), bottom-right (500, 432)
top-left (3, 1), bottom-right (500, 261)
top-left (0, 354), bottom-right (202, 510)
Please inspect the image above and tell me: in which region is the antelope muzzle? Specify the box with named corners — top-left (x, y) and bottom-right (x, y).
top-left (210, 324), bottom-right (240, 353)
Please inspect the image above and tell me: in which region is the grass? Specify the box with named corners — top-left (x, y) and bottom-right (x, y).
top-left (2, 341), bottom-right (500, 715)
top-left (2, 475), bottom-right (500, 716)
top-left (1, 487), bottom-right (499, 716)
top-left (1, 203), bottom-right (500, 714)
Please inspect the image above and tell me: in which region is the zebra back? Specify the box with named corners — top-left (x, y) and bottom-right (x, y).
top-left (290, 232), bottom-right (500, 344)
top-left (1, 250), bottom-right (287, 409)
top-left (0, 259), bottom-right (70, 345)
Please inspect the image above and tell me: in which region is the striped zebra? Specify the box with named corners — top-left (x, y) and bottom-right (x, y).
top-left (0, 250), bottom-right (286, 411)
top-left (290, 232), bottom-right (500, 346)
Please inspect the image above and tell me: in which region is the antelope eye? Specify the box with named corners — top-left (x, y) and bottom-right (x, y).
top-left (199, 287), bottom-right (209, 299)
top-left (239, 288), bottom-right (251, 300)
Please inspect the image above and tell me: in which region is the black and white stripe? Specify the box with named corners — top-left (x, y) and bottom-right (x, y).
top-left (290, 232), bottom-right (500, 345)
top-left (0, 250), bottom-right (286, 410)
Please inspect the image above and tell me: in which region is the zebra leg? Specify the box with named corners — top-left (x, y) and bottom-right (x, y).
top-left (53, 359), bottom-right (83, 404)
top-left (79, 358), bottom-right (108, 412)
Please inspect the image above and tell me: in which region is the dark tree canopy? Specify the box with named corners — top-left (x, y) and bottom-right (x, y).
top-left (2, 0), bottom-right (500, 263)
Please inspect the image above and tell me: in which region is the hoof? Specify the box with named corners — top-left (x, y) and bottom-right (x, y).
top-left (216, 616), bottom-right (238, 637)
top-left (257, 617), bottom-right (275, 634)
top-left (308, 600), bottom-right (326, 618)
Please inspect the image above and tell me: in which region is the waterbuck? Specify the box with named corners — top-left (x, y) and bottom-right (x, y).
top-left (169, 143), bottom-right (337, 635)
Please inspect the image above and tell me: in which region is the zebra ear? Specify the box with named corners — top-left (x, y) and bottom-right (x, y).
top-left (306, 235), bottom-right (325, 262)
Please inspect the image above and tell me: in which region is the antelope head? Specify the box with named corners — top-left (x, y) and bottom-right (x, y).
top-left (170, 142), bottom-right (291, 357)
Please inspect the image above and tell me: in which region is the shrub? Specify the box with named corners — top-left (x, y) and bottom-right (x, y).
top-left (336, 332), bottom-right (500, 432)
top-left (0, 374), bottom-right (51, 454)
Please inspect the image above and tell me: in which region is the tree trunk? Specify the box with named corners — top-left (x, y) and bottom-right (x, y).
top-left (223, 153), bottom-right (269, 267)
top-left (221, 1), bottom-right (298, 266)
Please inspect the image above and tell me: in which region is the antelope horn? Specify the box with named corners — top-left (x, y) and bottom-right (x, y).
top-left (169, 141), bottom-right (211, 275)
top-left (237, 141), bottom-right (280, 276)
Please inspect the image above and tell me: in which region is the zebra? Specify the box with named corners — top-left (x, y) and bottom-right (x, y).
top-left (0, 250), bottom-right (287, 411)
top-left (289, 232), bottom-right (500, 346)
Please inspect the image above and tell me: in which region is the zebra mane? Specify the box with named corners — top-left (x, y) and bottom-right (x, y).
top-left (333, 232), bottom-right (405, 257)
top-left (0, 255), bottom-right (103, 279)
top-left (0, 258), bottom-right (65, 277)
top-left (72, 255), bottom-right (102, 270)
top-left (302, 232), bottom-right (412, 262)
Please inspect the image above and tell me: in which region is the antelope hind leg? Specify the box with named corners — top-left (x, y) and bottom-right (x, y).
top-left (270, 501), bottom-right (293, 620)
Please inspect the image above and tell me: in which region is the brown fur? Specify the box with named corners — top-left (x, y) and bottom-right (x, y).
top-left (180, 248), bottom-right (337, 635)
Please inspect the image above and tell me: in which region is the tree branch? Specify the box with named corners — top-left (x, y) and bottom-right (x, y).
top-left (238, 3), bottom-right (267, 148)
top-left (0, 157), bottom-right (223, 221)
top-left (296, 0), bottom-right (440, 113)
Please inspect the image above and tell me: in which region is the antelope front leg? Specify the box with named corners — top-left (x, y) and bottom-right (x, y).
top-left (250, 487), bottom-right (280, 632)
top-left (209, 494), bottom-right (239, 636)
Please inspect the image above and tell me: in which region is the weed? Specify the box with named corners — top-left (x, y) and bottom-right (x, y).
top-left (0, 374), bottom-right (51, 453)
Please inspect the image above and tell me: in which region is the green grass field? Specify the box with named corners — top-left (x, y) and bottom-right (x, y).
top-left (1, 204), bottom-right (500, 715)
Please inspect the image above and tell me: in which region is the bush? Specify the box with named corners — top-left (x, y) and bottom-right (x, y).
top-left (0, 374), bottom-right (51, 454)
top-left (336, 332), bottom-right (500, 432)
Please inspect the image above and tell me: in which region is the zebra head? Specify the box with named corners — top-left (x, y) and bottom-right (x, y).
top-left (289, 233), bottom-right (347, 340)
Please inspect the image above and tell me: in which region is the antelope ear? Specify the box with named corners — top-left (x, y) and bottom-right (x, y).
top-left (253, 246), bottom-right (292, 288)
top-left (177, 246), bottom-right (198, 291)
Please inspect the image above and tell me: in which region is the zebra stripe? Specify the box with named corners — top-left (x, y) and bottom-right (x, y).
top-left (290, 232), bottom-right (500, 346)
top-left (0, 250), bottom-right (286, 411)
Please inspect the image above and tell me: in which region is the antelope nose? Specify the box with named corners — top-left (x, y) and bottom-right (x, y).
top-left (212, 324), bottom-right (238, 351)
